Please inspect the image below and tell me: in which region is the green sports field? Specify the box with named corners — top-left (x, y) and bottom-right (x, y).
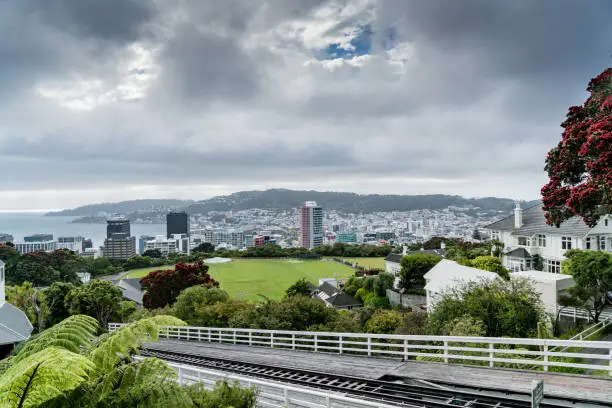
top-left (124, 259), bottom-right (355, 301)
top-left (340, 257), bottom-right (386, 269)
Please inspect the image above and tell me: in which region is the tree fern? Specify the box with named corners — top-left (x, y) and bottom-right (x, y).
top-left (0, 347), bottom-right (94, 408)
top-left (86, 316), bottom-right (185, 373)
top-left (12, 315), bottom-right (99, 364)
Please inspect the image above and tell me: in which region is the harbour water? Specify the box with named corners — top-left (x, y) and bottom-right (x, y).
top-left (0, 212), bottom-right (165, 248)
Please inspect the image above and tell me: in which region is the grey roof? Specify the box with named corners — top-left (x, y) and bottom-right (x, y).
top-left (111, 278), bottom-right (144, 306)
top-left (0, 259), bottom-right (4, 267)
top-left (0, 302), bottom-right (33, 345)
top-left (316, 282), bottom-right (361, 308)
top-left (486, 205), bottom-right (592, 237)
top-left (505, 247), bottom-right (531, 259)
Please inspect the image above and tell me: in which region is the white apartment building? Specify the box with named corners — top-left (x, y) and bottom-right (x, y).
top-left (144, 234), bottom-right (189, 256)
top-left (14, 240), bottom-right (57, 254)
top-left (57, 236), bottom-right (84, 254)
top-left (486, 203), bottom-right (612, 273)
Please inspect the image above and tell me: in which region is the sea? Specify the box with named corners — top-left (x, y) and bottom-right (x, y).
top-left (0, 212), bottom-right (166, 248)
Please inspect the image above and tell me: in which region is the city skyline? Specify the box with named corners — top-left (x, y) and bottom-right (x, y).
top-left (1, 1), bottom-right (611, 211)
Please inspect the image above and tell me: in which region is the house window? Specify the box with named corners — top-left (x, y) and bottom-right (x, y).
top-left (561, 236), bottom-right (572, 250)
top-left (518, 237), bottom-right (529, 246)
top-left (601, 237), bottom-right (607, 250)
top-left (545, 259), bottom-right (561, 274)
top-left (537, 234), bottom-right (546, 247)
top-left (586, 237), bottom-right (591, 250)
top-left (491, 231), bottom-right (500, 241)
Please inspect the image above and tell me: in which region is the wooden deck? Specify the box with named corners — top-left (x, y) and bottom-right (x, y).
top-left (148, 340), bottom-right (612, 404)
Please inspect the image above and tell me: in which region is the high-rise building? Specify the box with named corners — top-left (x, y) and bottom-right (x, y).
top-left (0, 233), bottom-right (13, 244)
top-left (167, 212), bottom-right (189, 238)
top-left (106, 219), bottom-right (130, 239)
top-left (138, 235), bottom-right (156, 255)
top-left (300, 201), bottom-right (323, 249)
top-left (24, 233), bottom-right (53, 242)
top-left (57, 236), bottom-right (84, 254)
top-left (103, 219), bottom-right (136, 260)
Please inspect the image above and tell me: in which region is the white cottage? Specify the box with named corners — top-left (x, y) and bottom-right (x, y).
top-left (486, 203), bottom-right (612, 273)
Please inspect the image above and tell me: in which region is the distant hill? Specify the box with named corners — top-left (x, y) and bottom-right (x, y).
top-left (186, 189), bottom-right (539, 214)
top-left (46, 199), bottom-right (193, 217)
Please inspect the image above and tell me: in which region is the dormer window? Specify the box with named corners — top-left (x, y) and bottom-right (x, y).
top-left (562, 236), bottom-right (572, 250)
top-left (518, 237), bottom-right (529, 246)
top-left (537, 234), bottom-right (546, 247)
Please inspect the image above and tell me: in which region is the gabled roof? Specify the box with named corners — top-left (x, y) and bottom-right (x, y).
top-left (111, 278), bottom-right (144, 306)
top-left (505, 247), bottom-right (531, 259)
top-left (485, 205), bottom-right (591, 237)
top-left (315, 282), bottom-right (361, 307)
top-left (0, 303), bottom-right (33, 345)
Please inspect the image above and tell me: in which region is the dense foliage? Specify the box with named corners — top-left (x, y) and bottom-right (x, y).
top-left (457, 256), bottom-right (510, 280)
top-left (0, 315), bottom-right (257, 407)
top-left (542, 68), bottom-right (612, 227)
top-left (398, 253), bottom-right (441, 291)
top-left (140, 261), bottom-right (218, 310)
top-left (65, 280), bottom-right (124, 330)
top-left (427, 278), bottom-right (545, 338)
top-left (561, 249), bottom-right (612, 322)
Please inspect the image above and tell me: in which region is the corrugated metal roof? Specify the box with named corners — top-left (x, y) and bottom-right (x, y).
top-left (111, 278), bottom-right (144, 306)
top-left (486, 205), bottom-right (591, 237)
top-left (0, 303), bottom-right (33, 345)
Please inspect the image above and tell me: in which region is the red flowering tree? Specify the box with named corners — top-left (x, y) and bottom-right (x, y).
top-left (140, 261), bottom-right (218, 310)
top-left (542, 68), bottom-right (612, 227)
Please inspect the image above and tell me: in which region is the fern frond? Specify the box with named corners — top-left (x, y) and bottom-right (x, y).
top-left (12, 315), bottom-right (99, 365)
top-left (0, 347), bottom-right (94, 408)
top-left (86, 315), bottom-right (185, 372)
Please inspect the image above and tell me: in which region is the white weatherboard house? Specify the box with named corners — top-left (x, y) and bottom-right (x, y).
top-left (423, 260), bottom-right (500, 311)
top-left (486, 203), bottom-right (612, 273)
top-left (423, 260), bottom-right (576, 315)
top-left (0, 260), bottom-right (33, 347)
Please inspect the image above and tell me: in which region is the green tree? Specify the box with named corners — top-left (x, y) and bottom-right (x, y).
top-left (364, 310), bottom-right (403, 334)
top-left (561, 249), bottom-right (612, 322)
top-left (65, 280), bottom-right (123, 330)
top-left (459, 256), bottom-right (510, 280)
top-left (427, 278), bottom-right (545, 338)
top-left (142, 249), bottom-right (163, 259)
top-left (172, 286), bottom-right (230, 324)
top-left (193, 242), bottom-right (215, 253)
top-left (399, 253), bottom-right (441, 291)
top-left (6, 282), bottom-right (49, 333)
top-left (285, 278), bottom-right (314, 298)
top-left (43, 282), bottom-right (76, 327)
top-left (8, 259), bottom-right (59, 287)
top-left (114, 300), bottom-right (139, 323)
top-left (373, 272), bottom-right (395, 296)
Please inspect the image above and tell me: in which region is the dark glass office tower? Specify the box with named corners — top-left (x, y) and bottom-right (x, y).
top-left (167, 212), bottom-right (189, 238)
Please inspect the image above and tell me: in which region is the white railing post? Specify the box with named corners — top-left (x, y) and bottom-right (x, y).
top-left (609, 348), bottom-right (612, 377)
top-left (489, 343), bottom-right (494, 368)
top-left (292, 334), bottom-right (296, 350)
top-left (314, 334), bottom-right (318, 352)
top-left (543, 344), bottom-right (549, 372)
top-left (233, 331), bottom-right (236, 345)
top-left (339, 336), bottom-right (343, 354)
top-left (198, 328), bottom-right (202, 342)
top-left (367, 337), bottom-right (372, 357)
top-left (207, 328), bottom-right (211, 342)
top-left (271, 332), bottom-right (274, 348)
top-left (249, 331), bottom-right (252, 346)
top-left (283, 388), bottom-right (289, 406)
top-left (404, 339), bottom-right (408, 361)
top-left (177, 366), bottom-right (183, 385)
top-left (443, 340), bottom-right (449, 364)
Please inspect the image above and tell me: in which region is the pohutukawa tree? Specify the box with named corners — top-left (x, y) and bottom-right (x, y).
top-left (542, 67), bottom-right (611, 227)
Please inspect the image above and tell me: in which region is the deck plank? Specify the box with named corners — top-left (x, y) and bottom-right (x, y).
top-left (146, 340), bottom-right (612, 403)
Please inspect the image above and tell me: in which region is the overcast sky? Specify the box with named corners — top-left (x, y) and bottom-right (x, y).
top-left (1, 0), bottom-right (611, 211)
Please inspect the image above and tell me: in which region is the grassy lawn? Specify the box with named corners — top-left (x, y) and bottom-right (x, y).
top-left (341, 257), bottom-right (386, 269)
top-left (124, 259), bottom-right (355, 301)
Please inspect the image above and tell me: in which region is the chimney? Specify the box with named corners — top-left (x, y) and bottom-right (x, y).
top-left (514, 201), bottom-right (523, 229)
top-left (402, 245), bottom-right (407, 256)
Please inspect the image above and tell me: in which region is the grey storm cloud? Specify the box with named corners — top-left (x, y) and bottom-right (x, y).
top-left (0, 0), bottom-right (610, 209)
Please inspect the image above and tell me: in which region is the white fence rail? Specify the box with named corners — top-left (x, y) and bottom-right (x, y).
top-left (141, 358), bottom-right (400, 408)
top-left (558, 306), bottom-right (612, 322)
top-left (110, 324), bottom-right (612, 376)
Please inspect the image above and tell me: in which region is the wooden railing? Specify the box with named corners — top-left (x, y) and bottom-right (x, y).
top-left (110, 324), bottom-right (612, 376)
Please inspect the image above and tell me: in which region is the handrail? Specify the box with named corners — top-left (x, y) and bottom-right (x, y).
top-left (136, 357), bottom-right (400, 408)
top-left (112, 323), bottom-right (612, 376)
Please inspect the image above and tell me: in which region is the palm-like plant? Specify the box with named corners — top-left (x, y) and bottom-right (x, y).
top-left (0, 315), bottom-right (189, 407)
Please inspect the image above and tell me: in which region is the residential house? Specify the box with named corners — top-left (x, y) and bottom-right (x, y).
top-left (111, 278), bottom-right (145, 308)
top-left (312, 281), bottom-right (362, 310)
top-left (486, 203), bottom-right (612, 273)
top-left (0, 260), bottom-right (33, 351)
